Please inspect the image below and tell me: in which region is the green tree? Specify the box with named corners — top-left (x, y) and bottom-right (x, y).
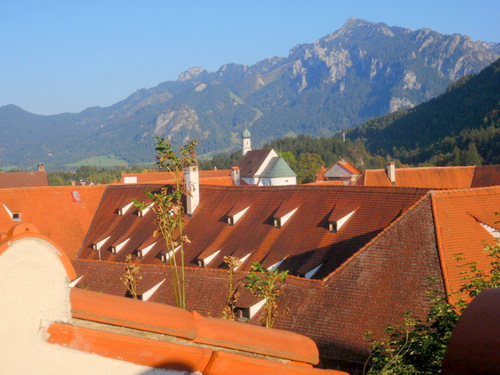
top-left (461, 142), bottom-right (482, 166)
top-left (366, 234), bottom-right (500, 374)
top-left (296, 152), bottom-right (324, 184)
top-left (245, 262), bottom-right (288, 328)
top-left (134, 137), bottom-right (197, 309)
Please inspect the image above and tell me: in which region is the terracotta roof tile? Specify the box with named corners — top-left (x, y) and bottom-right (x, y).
top-left (79, 185), bottom-right (428, 281)
top-left (0, 185), bottom-right (106, 259)
top-left (314, 166), bottom-right (328, 182)
top-left (0, 171), bottom-right (48, 188)
top-left (359, 166), bottom-right (477, 189)
top-left (0, 223), bottom-right (344, 375)
top-left (337, 161), bottom-right (361, 175)
top-left (119, 170), bottom-right (233, 185)
top-left (471, 165), bottom-right (500, 187)
top-left (430, 186), bottom-right (500, 302)
top-left (73, 195), bottom-right (441, 371)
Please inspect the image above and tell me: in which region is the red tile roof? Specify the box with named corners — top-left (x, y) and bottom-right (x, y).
top-left (119, 169), bottom-right (234, 186)
top-left (0, 222), bottom-right (344, 375)
top-left (0, 171), bottom-right (48, 188)
top-left (358, 166), bottom-right (477, 188)
top-left (431, 186), bottom-right (500, 302)
top-left (63, 278), bottom-right (345, 374)
top-left (0, 185), bottom-right (106, 259)
top-left (78, 184), bottom-right (429, 279)
top-left (73, 195), bottom-right (442, 372)
top-left (314, 166), bottom-right (328, 182)
top-left (471, 165), bottom-right (500, 188)
top-left (337, 161), bottom-right (361, 175)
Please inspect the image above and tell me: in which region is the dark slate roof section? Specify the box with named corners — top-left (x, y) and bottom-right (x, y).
top-left (78, 184), bottom-right (429, 280)
top-left (238, 149), bottom-right (274, 177)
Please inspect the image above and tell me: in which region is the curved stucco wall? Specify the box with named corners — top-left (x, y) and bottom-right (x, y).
top-left (0, 236), bottom-right (188, 375)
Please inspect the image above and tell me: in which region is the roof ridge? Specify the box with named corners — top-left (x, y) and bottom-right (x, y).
top-left (430, 185), bottom-right (500, 196)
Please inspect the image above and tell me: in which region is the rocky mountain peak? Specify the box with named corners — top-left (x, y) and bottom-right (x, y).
top-left (178, 67), bottom-right (208, 81)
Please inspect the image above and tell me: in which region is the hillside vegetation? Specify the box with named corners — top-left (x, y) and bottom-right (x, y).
top-left (352, 58), bottom-right (500, 165)
top-left (0, 18), bottom-right (498, 169)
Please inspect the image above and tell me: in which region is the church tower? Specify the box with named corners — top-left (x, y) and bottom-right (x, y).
top-left (242, 127), bottom-right (252, 156)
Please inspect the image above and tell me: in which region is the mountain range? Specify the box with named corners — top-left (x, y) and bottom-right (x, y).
top-left (1, 18), bottom-right (499, 169)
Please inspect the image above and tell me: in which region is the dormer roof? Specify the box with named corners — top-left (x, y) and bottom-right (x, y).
top-left (78, 184), bottom-right (428, 279)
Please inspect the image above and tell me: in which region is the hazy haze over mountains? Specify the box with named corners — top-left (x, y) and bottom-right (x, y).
top-left (1, 18), bottom-right (499, 169)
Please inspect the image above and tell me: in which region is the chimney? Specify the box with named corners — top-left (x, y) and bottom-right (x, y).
top-left (184, 165), bottom-right (200, 216)
top-left (387, 162), bottom-right (396, 184)
top-left (37, 162), bottom-right (45, 172)
top-left (231, 166), bottom-right (241, 186)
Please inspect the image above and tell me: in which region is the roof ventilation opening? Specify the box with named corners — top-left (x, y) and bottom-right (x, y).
top-left (267, 259), bottom-right (285, 272)
top-left (227, 206), bottom-right (250, 225)
top-left (68, 275), bottom-right (84, 288)
top-left (329, 209), bottom-right (356, 233)
top-left (305, 263), bottom-right (323, 279)
top-left (137, 242), bottom-right (157, 259)
top-left (142, 279), bottom-right (166, 301)
top-left (234, 253), bottom-right (251, 271)
top-left (111, 238), bottom-right (130, 254)
top-left (198, 249), bottom-right (221, 268)
top-left (138, 203), bottom-right (153, 218)
top-left (2, 203), bottom-right (21, 222)
top-left (92, 236), bottom-right (110, 252)
top-left (118, 201), bottom-right (135, 216)
top-left (479, 222), bottom-right (500, 239)
top-left (273, 207), bottom-right (298, 229)
top-left (235, 298), bottom-right (267, 322)
top-left (161, 245), bottom-right (181, 263)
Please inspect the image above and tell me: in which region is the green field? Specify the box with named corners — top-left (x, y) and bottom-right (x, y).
top-left (65, 154), bottom-right (129, 168)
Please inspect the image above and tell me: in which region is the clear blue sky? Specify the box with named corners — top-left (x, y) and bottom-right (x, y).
top-left (1, 0), bottom-right (498, 115)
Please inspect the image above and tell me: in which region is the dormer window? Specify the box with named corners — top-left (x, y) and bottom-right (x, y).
top-left (328, 208), bottom-right (357, 233)
top-left (235, 253), bottom-right (251, 271)
top-left (198, 249), bottom-right (221, 268)
top-left (161, 245), bottom-right (181, 263)
top-left (305, 263), bottom-right (323, 279)
top-left (93, 236), bottom-right (110, 252)
top-left (268, 259), bottom-right (285, 272)
top-left (118, 201), bottom-right (134, 216)
top-left (111, 238), bottom-right (130, 254)
top-left (137, 242), bottom-right (156, 259)
top-left (142, 279), bottom-right (166, 301)
top-left (235, 298), bottom-right (267, 322)
top-left (479, 222), bottom-right (500, 239)
top-left (226, 206), bottom-right (250, 225)
top-left (2, 203), bottom-right (21, 222)
top-left (138, 203), bottom-right (153, 218)
top-left (273, 208), bottom-right (298, 228)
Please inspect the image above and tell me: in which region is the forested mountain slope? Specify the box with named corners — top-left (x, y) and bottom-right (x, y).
top-left (351, 58), bottom-right (500, 165)
top-left (1, 18), bottom-right (498, 169)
